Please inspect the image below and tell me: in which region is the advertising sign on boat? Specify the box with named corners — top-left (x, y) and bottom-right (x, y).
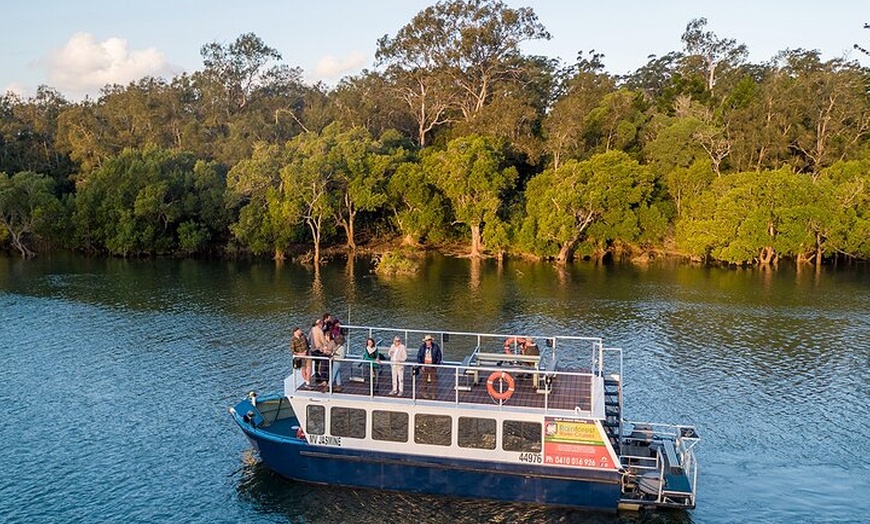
top-left (543, 417), bottom-right (618, 469)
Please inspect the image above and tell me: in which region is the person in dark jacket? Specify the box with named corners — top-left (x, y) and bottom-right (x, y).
top-left (416, 334), bottom-right (442, 399)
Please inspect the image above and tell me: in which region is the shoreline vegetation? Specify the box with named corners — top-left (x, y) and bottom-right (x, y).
top-left (2, 1), bottom-right (869, 269)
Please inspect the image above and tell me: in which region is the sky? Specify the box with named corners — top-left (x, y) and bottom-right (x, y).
top-left (2, 1), bottom-right (868, 101)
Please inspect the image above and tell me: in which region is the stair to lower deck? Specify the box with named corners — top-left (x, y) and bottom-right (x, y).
top-left (602, 376), bottom-right (621, 453)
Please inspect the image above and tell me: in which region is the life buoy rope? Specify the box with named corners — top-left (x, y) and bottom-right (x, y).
top-left (486, 371), bottom-right (515, 401)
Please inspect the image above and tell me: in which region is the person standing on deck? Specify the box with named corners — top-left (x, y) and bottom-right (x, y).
top-left (330, 321), bottom-right (345, 391)
top-left (416, 334), bottom-right (442, 399)
top-left (290, 327), bottom-right (311, 387)
top-left (309, 319), bottom-right (328, 383)
top-left (363, 337), bottom-right (385, 392)
top-left (388, 336), bottom-right (408, 396)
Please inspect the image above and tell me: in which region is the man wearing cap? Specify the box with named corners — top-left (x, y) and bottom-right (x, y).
top-left (416, 334), bottom-right (442, 399)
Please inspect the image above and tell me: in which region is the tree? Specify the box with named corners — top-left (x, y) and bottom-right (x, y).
top-left (0, 171), bottom-right (61, 257)
top-left (676, 168), bottom-right (823, 265)
top-left (543, 55), bottom-right (615, 167)
top-left (426, 134), bottom-right (517, 257)
top-left (522, 151), bottom-right (654, 263)
top-left (227, 142), bottom-right (296, 258)
top-left (376, 0), bottom-right (550, 144)
top-left (329, 126), bottom-right (395, 250)
top-left (386, 159), bottom-right (447, 246)
top-left (199, 32), bottom-right (283, 113)
top-left (680, 17), bottom-right (748, 93)
top-left (73, 147), bottom-right (225, 256)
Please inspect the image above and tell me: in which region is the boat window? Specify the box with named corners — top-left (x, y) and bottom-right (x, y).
top-left (330, 407), bottom-right (366, 439)
top-left (502, 420), bottom-right (542, 452)
top-left (414, 414), bottom-right (452, 446)
top-left (306, 405), bottom-right (325, 435)
top-left (372, 410), bottom-right (409, 442)
top-left (458, 416), bottom-right (496, 449)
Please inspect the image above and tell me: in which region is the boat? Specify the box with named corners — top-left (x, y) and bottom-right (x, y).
top-left (229, 324), bottom-right (700, 512)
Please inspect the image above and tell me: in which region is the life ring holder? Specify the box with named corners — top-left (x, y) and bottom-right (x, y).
top-left (486, 371), bottom-right (515, 402)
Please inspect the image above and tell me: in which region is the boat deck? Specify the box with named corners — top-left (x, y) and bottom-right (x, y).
top-left (296, 363), bottom-right (593, 412)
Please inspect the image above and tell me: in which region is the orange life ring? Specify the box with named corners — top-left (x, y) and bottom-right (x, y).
top-left (503, 337), bottom-right (526, 354)
top-left (486, 371), bottom-right (515, 401)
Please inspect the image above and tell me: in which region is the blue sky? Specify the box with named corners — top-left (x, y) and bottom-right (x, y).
top-left (3, 1), bottom-right (868, 100)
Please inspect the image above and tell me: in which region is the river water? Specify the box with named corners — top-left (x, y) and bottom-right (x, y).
top-left (0, 253), bottom-right (867, 523)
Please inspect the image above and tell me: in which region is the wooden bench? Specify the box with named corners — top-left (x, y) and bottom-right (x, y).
top-left (472, 351), bottom-right (542, 388)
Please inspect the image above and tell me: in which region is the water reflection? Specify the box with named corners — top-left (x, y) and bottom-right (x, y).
top-left (235, 458), bottom-right (680, 524)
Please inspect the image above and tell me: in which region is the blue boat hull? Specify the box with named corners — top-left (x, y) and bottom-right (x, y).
top-left (233, 412), bottom-right (621, 511)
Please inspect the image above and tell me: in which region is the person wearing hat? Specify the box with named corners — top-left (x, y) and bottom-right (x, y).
top-left (416, 334), bottom-right (442, 399)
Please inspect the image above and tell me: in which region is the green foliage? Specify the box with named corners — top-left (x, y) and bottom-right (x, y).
top-left (676, 168), bottom-right (829, 264)
top-left (73, 147), bottom-right (225, 256)
top-left (426, 134), bottom-right (518, 256)
top-left (387, 160), bottom-right (447, 245)
top-left (0, 170), bottom-right (62, 257)
top-left (374, 250), bottom-right (421, 276)
top-left (522, 150), bottom-right (654, 262)
top-left (2, 23), bottom-right (870, 267)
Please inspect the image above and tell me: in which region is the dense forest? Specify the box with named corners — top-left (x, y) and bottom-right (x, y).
top-left (2, 0), bottom-right (869, 267)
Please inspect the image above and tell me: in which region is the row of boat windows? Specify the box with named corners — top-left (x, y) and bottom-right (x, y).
top-left (307, 405), bottom-right (542, 452)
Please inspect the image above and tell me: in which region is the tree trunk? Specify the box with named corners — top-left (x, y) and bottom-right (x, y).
top-left (555, 243), bottom-right (572, 265)
top-left (470, 223), bottom-right (482, 258)
top-left (344, 215), bottom-right (356, 251)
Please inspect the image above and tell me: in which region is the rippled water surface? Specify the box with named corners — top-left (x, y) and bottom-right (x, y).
top-left (1, 254), bottom-right (867, 523)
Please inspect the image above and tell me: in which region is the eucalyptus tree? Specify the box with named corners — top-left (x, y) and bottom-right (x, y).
top-left (680, 17), bottom-right (748, 93)
top-left (376, 0), bottom-right (551, 145)
top-left (543, 54), bottom-right (616, 167)
top-left (521, 151), bottom-right (653, 263)
top-left (773, 50), bottom-right (870, 176)
top-left (425, 134), bottom-right (517, 257)
top-left (329, 70), bottom-right (415, 140)
top-left (198, 32), bottom-right (283, 114)
top-left (0, 171), bottom-right (62, 257)
top-left (0, 87), bottom-right (73, 184)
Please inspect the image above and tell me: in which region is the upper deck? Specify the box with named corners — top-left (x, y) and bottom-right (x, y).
top-left (286, 325), bottom-right (622, 418)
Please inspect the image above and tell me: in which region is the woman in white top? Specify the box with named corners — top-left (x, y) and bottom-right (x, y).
top-left (388, 336), bottom-right (408, 396)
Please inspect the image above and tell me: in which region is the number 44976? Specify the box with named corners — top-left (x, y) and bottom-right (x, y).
top-left (518, 452), bottom-right (542, 464)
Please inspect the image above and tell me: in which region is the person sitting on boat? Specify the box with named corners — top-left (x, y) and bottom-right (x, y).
top-left (522, 338), bottom-right (539, 356)
top-left (503, 336), bottom-right (527, 355)
top-left (363, 338), bottom-right (386, 391)
top-left (416, 334), bottom-right (442, 399)
top-left (388, 335), bottom-right (408, 396)
top-left (290, 327), bottom-right (311, 387)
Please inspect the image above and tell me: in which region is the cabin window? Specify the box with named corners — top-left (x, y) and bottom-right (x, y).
top-left (502, 420), bottom-right (542, 452)
top-left (330, 407), bottom-right (366, 439)
top-left (372, 410), bottom-right (409, 442)
top-left (414, 414), bottom-right (452, 446)
top-left (306, 405), bottom-right (325, 435)
top-left (458, 416), bottom-right (496, 449)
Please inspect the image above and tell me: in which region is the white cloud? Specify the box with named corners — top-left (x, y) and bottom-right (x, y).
top-left (45, 32), bottom-right (173, 94)
top-left (312, 51), bottom-right (367, 81)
